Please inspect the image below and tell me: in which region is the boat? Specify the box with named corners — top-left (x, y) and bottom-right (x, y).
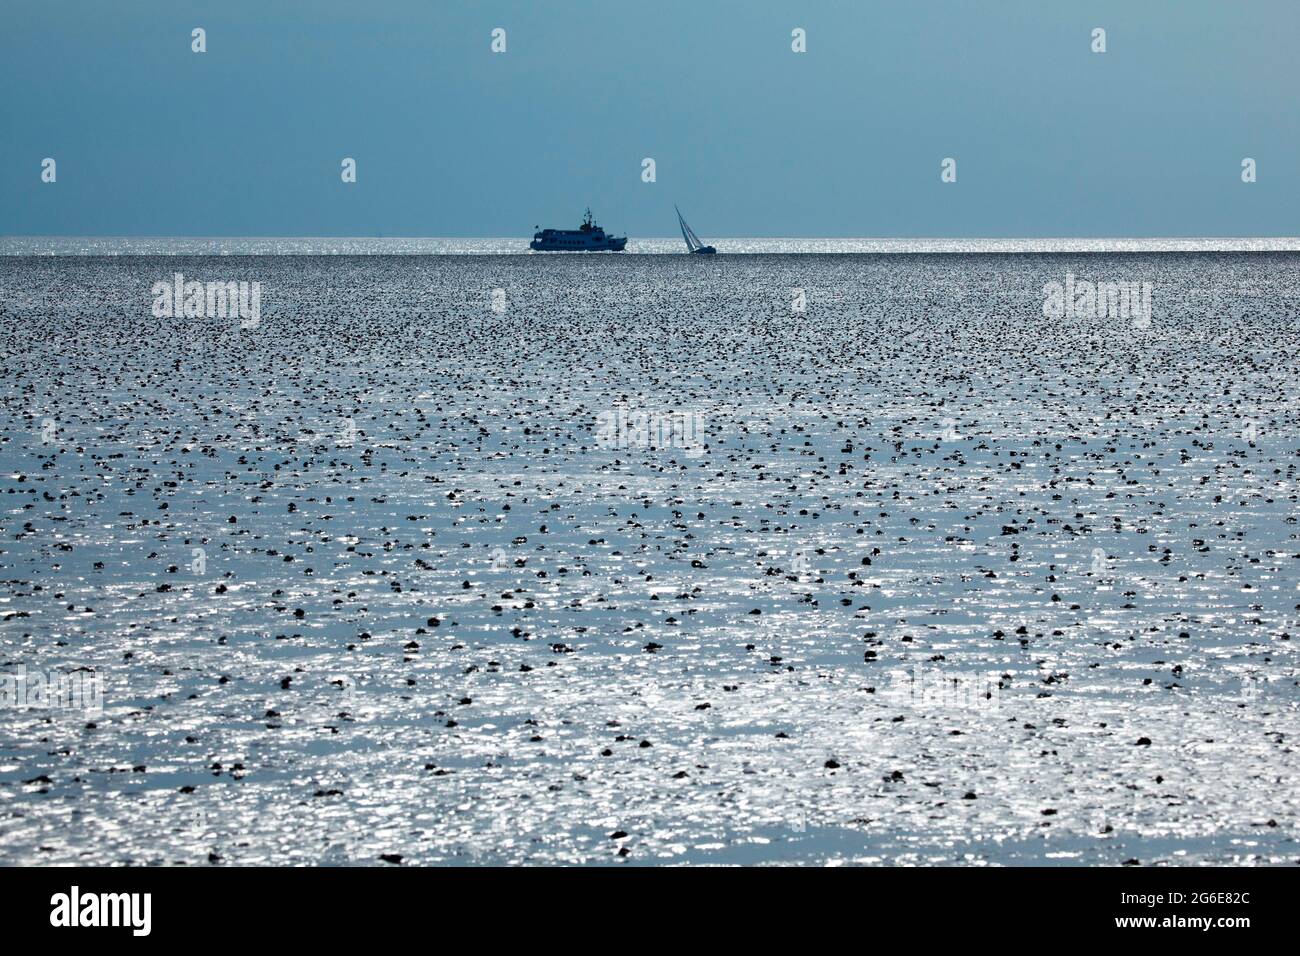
top-left (675, 205), bottom-right (716, 254)
top-left (529, 208), bottom-right (627, 251)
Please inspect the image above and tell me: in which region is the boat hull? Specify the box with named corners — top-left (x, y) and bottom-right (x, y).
top-left (529, 236), bottom-right (627, 252)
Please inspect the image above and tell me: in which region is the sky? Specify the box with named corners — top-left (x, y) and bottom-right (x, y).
top-left (1, 0), bottom-right (1298, 238)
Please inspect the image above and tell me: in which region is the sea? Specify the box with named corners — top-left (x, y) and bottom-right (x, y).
top-left (0, 239), bottom-right (1297, 865)
top-left (3, 236), bottom-right (1300, 255)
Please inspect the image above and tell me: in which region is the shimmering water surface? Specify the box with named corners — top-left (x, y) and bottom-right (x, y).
top-left (3, 236), bottom-right (1300, 255)
top-left (0, 251), bottom-right (1297, 866)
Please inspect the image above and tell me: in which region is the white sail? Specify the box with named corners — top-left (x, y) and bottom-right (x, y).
top-left (675, 205), bottom-right (699, 252)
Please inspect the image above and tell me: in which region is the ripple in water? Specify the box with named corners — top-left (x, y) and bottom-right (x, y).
top-left (0, 252), bottom-right (1296, 865)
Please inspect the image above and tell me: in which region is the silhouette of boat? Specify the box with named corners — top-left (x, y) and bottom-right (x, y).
top-left (675, 206), bottom-right (716, 254)
top-left (529, 208), bottom-right (627, 251)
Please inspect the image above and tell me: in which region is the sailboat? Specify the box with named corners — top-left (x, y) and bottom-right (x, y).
top-left (675, 205), bottom-right (717, 254)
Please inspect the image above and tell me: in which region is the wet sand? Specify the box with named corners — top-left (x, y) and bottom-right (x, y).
top-left (0, 252), bottom-right (1297, 865)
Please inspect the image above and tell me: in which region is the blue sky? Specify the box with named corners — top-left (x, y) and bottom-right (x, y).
top-left (2, 0), bottom-right (1297, 237)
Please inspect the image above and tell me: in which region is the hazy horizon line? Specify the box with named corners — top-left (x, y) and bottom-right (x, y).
top-left (6, 234), bottom-right (1300, 241)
